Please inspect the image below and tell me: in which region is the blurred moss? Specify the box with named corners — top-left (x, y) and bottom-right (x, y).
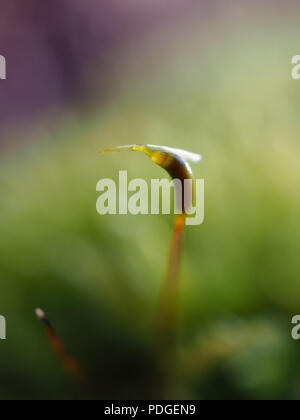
top-left (0, 21), bottom-right (300, 400)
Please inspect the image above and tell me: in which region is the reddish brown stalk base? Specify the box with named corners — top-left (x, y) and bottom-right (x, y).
top-left (36, 309), bottom-right (87, 383)
top-left (155, 215), bottom-right (186, 344)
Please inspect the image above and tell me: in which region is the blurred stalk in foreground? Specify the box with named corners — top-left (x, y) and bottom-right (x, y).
top-left (35, 308), bottom-right (87, 383)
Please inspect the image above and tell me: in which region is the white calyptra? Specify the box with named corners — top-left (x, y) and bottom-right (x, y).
top-left (146, 144), bottom-right (202, 164)
top-left (103, 144), bottom-right (202, 177)
top-left (97, 145), bottom-right (204, 226)
top-left (0, 55), bottom-right (6, 80)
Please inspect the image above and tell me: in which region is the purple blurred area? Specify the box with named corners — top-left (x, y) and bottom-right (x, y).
top-left (0, 0), bottom-right (206, 134)
top-left (0, 0), bottom-right (299, 138)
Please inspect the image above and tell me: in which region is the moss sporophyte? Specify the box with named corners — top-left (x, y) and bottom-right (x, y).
top-left (99, 145), bottom-right (203, 342)
top-left (97, 145), bottom-right (204, 226)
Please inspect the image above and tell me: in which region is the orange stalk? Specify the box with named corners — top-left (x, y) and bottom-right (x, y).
top-left (35, 308), bottom-right (87, 383)
top-left (155, 214), bottom-right (185, 344)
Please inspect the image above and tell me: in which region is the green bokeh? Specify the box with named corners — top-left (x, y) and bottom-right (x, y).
top-left (0, 21), bottom-right (300, 399)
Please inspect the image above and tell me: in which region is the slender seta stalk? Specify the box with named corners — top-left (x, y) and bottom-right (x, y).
top-left (35, 308), bottom-right (87, 383)
top-left (155, 214), bottom-right (186, 345)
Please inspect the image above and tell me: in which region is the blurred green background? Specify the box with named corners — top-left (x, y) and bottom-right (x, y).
top-left (0, 1), bottom-right (300, 400)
